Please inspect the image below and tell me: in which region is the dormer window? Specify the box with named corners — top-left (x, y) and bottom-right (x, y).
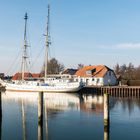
top-left (86, 70), bottom-right (92, 75)
top-left (92, 68), bottom-right (96, 74)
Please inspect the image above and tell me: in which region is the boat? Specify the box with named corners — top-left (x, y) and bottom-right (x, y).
top-left (1, 81), bottom-right (83, 93)
top-left (1, 4), bottom-right (84, 93)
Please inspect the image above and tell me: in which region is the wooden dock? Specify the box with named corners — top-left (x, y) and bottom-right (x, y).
top-left (80, 86), bottom-right (140, 98)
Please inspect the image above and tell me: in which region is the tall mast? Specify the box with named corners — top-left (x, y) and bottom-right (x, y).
top-left (21, 13), bottom-right (28, 81)
top-left (44, 4), bottom-right (51, 80)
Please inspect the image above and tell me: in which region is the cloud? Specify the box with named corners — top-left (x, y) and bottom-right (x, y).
top-left (100, 43), bottom-right (140, 50)
top-left (116, 43), bottom-right (140, 49)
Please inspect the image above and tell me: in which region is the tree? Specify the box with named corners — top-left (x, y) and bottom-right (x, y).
top-left (114, 63), bottom-right (120, 75)
top-left (41, 58), bottom-right (64, 75)
top-left (134, 65), bottom-right (140, 80)
top-left (126, 63), bottom-right (134, 80)
top-left (113, 63), bottom-right (138, 80)
top-left (120, 64), bottom-right (127, 79)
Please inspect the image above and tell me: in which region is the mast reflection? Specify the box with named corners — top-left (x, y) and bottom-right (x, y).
top-left (21, 99), bottom-right (26, 140)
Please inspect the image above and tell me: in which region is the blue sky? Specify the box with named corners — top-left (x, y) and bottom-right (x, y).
top-left (1, 0), bottom-right (140, 75)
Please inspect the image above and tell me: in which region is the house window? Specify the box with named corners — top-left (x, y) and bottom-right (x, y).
top-left (92, 78), bottom-right (94, 81)
top-left (97, 79), bottom-right (100, 83)
top-left (86, 70), bottom-right (92, 75)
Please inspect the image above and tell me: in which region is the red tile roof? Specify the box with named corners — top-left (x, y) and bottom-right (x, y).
top-left (32, 73), bottom-right (41, 78)
top-left (12, 72), bottom-right (33, 80)
top-left (75, 65), bottom-right (111, 78)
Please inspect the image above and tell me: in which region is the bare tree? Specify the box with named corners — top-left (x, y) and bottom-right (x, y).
top-left (41, 58), bottom-right (64, 75)
top-left (114, 63), bottom-right (139, 80)
top-left (126, 63), bottom-right (135, 80)
top-left (114, 63), bottom-right (120, 75)
top-left (134, 65), bottom-right (140, 80)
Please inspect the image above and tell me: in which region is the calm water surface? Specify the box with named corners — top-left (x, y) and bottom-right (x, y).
top-left (0, 92), bottom-right (140, 140)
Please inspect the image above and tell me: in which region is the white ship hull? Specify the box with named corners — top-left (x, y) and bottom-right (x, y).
top-left (2, 82), bottom-right (83, 93)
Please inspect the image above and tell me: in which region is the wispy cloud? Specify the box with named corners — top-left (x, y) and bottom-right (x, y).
top-left (117, 43), bottom-right (140, 49)
top-left (100, 43), bottom-right (140, 50)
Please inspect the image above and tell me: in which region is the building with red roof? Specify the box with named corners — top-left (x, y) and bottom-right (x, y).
top-left (12, 72), bottom-right (33, 80)
top-left (12, 72), bottom-right (41, 80)
top-left (75, 65), bottom-right (118, 86)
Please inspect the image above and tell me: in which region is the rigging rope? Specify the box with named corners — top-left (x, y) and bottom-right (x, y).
top-left (6, 48), bottom-right (22, 75)
top-left (29, 44), bottom-right (44, 72)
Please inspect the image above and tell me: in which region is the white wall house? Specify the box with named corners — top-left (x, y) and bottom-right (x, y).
top-left (75, 65), bottom-right (118, 86)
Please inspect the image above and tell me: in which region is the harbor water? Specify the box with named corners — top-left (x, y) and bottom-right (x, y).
top-left (0, 91), bottom-right (140, 140)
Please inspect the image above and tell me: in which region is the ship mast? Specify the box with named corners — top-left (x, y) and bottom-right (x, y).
top-left (21, 13), bottom-right (28, 81)
top-left (44, 4), bottom-right (51, 81)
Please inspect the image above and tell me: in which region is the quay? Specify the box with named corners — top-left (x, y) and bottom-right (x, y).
top-left (80, 86), bottom-right (140, 98)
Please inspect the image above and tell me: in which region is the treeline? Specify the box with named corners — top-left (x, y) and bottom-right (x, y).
top-left (114, 63), bottom-right (140, 80)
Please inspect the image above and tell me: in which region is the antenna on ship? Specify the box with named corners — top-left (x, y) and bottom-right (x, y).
top-left (44, 3), bottom-right (51, 81)
top-left (21, 13), bottom-right (29, 81)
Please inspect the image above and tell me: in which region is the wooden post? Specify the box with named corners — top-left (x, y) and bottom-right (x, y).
top-left (38, 92), bottom-right (44, 140)
top-left (0, 92), bottom-right (2, 140)
top-left (104, 126), bottom-right (109, 140)
top-left (104, 92), bottom-right (110, 140)
top-left (0, 92), bottom-right (2, 117)
top-left (44, 95), bottom-right (49, 140)
top-left (104, 93), bottom-right (110, 128)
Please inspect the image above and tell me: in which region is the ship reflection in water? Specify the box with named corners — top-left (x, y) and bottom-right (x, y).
top-left (1, 92), bottom-right (140, 140)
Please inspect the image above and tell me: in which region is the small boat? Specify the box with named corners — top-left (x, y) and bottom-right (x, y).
top-left (1, 4), bottom-right (84, 93)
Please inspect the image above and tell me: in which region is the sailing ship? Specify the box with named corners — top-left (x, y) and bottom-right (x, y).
top-left (1, 4), bottom-right (84, 93)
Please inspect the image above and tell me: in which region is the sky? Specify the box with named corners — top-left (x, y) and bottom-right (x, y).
top-left (1, 0), bottom-right (140, 75)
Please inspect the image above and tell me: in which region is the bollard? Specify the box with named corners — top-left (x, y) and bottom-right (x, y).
top-left (38, 91), bottom-right (44, 140)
